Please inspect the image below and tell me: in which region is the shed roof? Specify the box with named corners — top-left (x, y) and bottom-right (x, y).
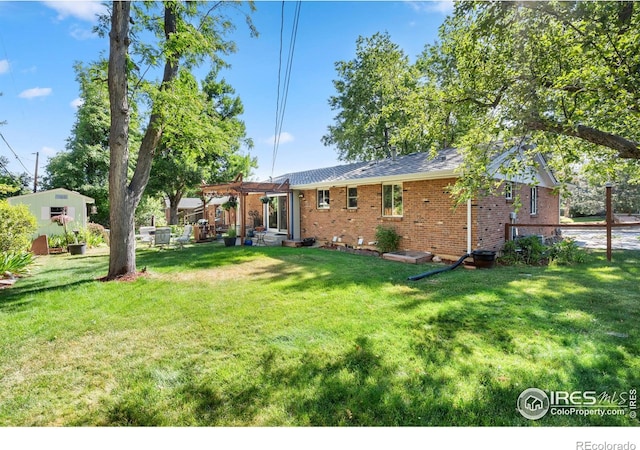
top-left (7, 187), bottom-right (95, 203)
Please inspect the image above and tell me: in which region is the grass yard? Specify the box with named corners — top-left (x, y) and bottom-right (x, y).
top-left (0, 243), bottom-right (638, 426)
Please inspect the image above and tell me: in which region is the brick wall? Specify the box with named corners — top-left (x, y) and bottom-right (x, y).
top-left (298, 179), bottom-right (559, 257)
top-left (476, 183), bottom-right (559, 251)
top-left (298, 178), bottom-right (469, 257)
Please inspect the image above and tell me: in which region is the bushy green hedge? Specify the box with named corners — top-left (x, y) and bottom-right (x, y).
top-left (0, 200), bottom-right (37, 254)
top-left (500, 236), bottom-right (586, 266)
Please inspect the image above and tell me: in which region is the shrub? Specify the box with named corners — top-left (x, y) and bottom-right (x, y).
top-left (0, 200), bottom-right (37, 253)
top-left (375, 226), bottom-right (401, 253)
top-left (82, 223), bottom-right (108, 248)
top-left (87, 222), bottom-right (107, 237)
top-left (500, 236), bottom-right (587, 266)
top-left (550, 238), bottom-right (586, 265)
top-left (500, 235), bottom-right (549, 265)
top-left (48, 233), bottom-right (72, 249)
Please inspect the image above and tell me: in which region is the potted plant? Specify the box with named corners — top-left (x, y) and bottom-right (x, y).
top-left (50, 207), bottom-right (85, 254)
top-left (259, 195), bottom-right (270, 204)
top-left (221, 195), bottom-right (238, 211)
top-left (223, 227), bottom-right (237, 247)
top-left (67, 229), bottom-right (87, 255)
top-left (47, 234), bottom-right (66, 254)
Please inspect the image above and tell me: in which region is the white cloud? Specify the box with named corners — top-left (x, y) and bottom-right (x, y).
top-left (70, 97), bottom-right (84, 108)
top-left (70, 24), bottom-right (97, 40)
top-left (406, 1), bottom-right (455, 15)
top-left (0, 59), bottom-right (9, 74)
top-left (266, 132), bottom-right (295, 145)
top-left (41, 146), bottom-right (58, 157)
top-left (19, 87), bottom-right (53, 99)
top-left (43, 1), bottom-right (107, 22)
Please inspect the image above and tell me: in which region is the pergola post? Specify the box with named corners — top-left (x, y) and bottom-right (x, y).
top-left (241, 192), bottom-right (248, 239)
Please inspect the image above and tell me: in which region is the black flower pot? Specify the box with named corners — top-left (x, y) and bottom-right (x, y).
top-left (68, 243), bottom-right (86, 255)
top-left (472, 250), bottom-right (496, 268)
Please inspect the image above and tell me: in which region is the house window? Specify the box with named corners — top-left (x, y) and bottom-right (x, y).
top-left (505, 182), bottom-right (513, 201)
top-left (530, 186), bottom-right (538, 215)
top-left (50, 206), bottom-right (65, 219)
top-left (382, 183), bottom-right (403, 217)
top-left (347, 187), bottom-right (358, 209)
top-left (317, 189), bottom-right (330, 209)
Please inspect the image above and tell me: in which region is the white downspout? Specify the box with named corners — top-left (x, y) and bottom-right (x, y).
top-left (467, 199), bottom-right (472, 254)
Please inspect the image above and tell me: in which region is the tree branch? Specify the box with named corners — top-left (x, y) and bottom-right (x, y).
top-left (525, 117), bottom-right (640, 159)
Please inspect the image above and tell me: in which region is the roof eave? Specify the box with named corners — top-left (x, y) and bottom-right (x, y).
top-left (290, 168), bottom-right (458, 190)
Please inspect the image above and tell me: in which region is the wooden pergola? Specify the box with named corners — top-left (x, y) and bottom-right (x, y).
top-left (199, 174), bottom-right (290, 238)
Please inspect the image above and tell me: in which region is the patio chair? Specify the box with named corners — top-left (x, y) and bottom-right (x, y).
top-left (138, 226), bottom-right (156, 247)
top-left (154, 227), bottom-right (172, 248)
top-left (174, 224), bottom-right (193, 249)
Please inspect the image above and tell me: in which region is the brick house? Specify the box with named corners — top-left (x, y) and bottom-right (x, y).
top-left (247, 147), bottom-right (559, 259)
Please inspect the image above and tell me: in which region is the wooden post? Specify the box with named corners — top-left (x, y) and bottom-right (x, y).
top-left (241, 192), bottom-right (247, 239)
top-left (606, 183), bottom-right (613, 262)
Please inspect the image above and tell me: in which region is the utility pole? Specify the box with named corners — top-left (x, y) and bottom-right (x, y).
top-left (32, 152), bottom-right (39, 193)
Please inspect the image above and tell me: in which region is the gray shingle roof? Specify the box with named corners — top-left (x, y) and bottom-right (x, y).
top-left (272, 148), bottom-right (462, 187)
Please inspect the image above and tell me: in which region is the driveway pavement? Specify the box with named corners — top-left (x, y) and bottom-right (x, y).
top-left (562, 227), bottom-right (640, 250)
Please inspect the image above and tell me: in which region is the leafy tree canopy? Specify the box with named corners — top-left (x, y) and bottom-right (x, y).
top-left (146, 65), bottom-right (255, 224)
top-left (0, 156), bottom-right (30, 200)
top-left (322, 32), bottom-right (429, 161)
top-left (417, 1), bottom-right (640, 198)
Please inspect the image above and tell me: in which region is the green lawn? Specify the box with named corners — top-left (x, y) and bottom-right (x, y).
top-left (0, 243), bottom-right (638, 426)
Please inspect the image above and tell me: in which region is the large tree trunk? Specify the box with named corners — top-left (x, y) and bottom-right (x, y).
top-left (107, 1), bottom-right (135, 278)
top-left (107, 1), bottom-right (179, 279)
top-left (168, 191), bottom-right (183, 225)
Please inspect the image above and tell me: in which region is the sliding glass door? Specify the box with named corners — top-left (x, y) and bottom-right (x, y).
top-left (266, 195), bottom-right (287, 233)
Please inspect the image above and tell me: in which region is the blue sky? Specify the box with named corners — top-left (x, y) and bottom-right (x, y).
top-left (0, 1), bottom-right (452, 184)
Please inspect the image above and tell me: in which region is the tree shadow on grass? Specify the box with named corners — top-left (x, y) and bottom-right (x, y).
top-left (0, 274), bottom-right (101, 313)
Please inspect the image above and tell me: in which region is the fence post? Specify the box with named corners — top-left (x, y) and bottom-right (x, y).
top-left (606, 183), bottom-right (613, 262)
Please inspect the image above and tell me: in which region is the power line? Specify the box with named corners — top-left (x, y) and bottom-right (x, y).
top-left (271, 1), bottom-right (301, 178)
top-left (0, 156), bottom-right (21, 184)
top-left (0, 131), bottom-right (32, 176)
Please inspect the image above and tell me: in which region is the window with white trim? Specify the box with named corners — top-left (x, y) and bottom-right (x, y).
top-left (317, 189), bottom-right (330, 209)
top-left (530, 186), bottom-right (538, 215)
top-left (505, 182), bottom-right (513, 200)
top-left (382, 183), bottom-right (403, 217)
top-left (50, 206), bottom-right (65, 219)
top-left (347, 186), bottom-right (358, 209)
